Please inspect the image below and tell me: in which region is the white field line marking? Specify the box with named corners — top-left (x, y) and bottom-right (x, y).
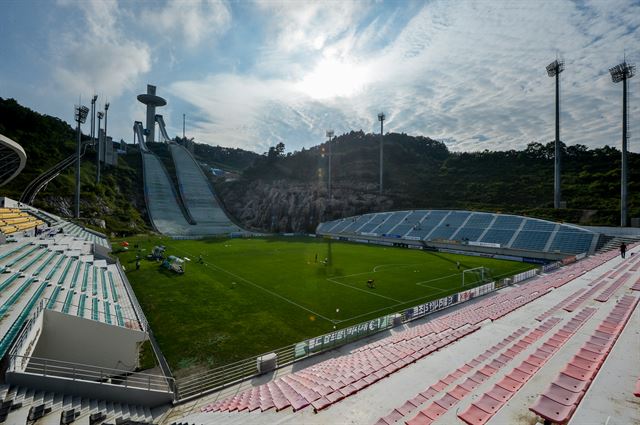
top-left (372, 263), bottom-right (418, 272)
top-left (324, 276), bottom-right (403, 303)
top-left (333, 303), bottom-right (403, 324)
top-left (167, 245), bottom-right (336, 324)
top-left (414, 283), bottom-right (449, 294)
top-left (334, 263), bottom-right (419, 279)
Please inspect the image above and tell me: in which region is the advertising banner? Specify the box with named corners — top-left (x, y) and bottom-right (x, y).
top-left (468, 241), bottom-right (501, 248)
top-left (403, 294), bottom-right (459, 321)
top-left (303, 315), bottom-right (392, 354)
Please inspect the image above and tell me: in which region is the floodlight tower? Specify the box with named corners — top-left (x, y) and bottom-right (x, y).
top-left (137, 85), bottom-right (166, 144)
top-left (546, 59), bottom-right (564, 209)
top-left (74, 104), bottom-right (89, 219)
top-left (97, 111), bottom-right (103, 150)
top-left (97, 102), bottom-right (109, 183)
top-left (90, 95), bottom-right (98, 183)
top-left (378, 112), bottom-right (385, 194)
top-left (326, 130), bottom-right (334, 201)
top-left (609, 61), bottom-right (635, 227)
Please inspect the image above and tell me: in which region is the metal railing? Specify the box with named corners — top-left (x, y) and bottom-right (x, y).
top-left (9, 354), bottom-right (174, 393)
top-left (174, 317), bottom-right (394, 400)
top-left (7, 299), bottom-right (45, 358)
top-left (114, 259), bottom-right (148, 333)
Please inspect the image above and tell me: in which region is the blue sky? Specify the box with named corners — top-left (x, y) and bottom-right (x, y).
top-left (1, 0), bottom-right (639, 154)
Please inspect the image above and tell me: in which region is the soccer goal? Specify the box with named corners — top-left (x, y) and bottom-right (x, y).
top-left (462, 266), bottom-right (492, 287)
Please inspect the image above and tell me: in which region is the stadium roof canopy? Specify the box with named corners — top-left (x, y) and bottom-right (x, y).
top-left (0, 134), bottom-right (26, 187)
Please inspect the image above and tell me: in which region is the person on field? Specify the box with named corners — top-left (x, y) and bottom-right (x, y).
top-left (620, 242), bottom-right (627, 259)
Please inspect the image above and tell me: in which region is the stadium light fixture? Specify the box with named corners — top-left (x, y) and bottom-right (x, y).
top-left (609, 61), bottom-right (635, 227)
top-left (609, 62), bottom-right (635, 83)
top-left (74, 104), bottom-right (89, 219)
top-left (378, 113), bottom-right (385, 194)
top-left (546, 59), bottom-right (564, 209)
top-left (546, 59), bottom-right (564, 77)
top-left (326, 130), bottom-right (334, 203)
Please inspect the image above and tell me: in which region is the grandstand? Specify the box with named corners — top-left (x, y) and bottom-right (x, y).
top-left (318, 210), bottom-right (600, 258)
top-left (0, 208), bottom-right (44, 237)
top-left (0, 200), bottom-right (174, 422)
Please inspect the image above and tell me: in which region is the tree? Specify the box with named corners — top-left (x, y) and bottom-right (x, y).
top-left (267, 142), bottom-right (285, 160)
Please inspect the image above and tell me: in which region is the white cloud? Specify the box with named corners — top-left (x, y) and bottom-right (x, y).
top-left (258, 1), bottom-right (370, 53)
top-left (144, 0), bottom-right (231, 49)
top-left (163, 1), bottom-right (640, 154)
top-left (51, 0), bottom-right (151, 98)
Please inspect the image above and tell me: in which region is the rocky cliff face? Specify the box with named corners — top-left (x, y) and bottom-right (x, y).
top-left (217, 180), bottom-right (395, 233)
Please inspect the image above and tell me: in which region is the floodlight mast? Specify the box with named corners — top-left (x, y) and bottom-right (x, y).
top-left (546, 59), bottom-right (564, 209)
top-left (74, 104), bottom-right (89, 219)
top-left (378, 112), bottom-right (385, 194)
top-left (98, 102), bottom-right (109, 183)
top-left (90, 95), bottom-right (98, 183)
top-left (97, 111), bottom-right (104, 171)
top-left (326, 130), bottom-right (334, 203)
top-left (609, 61), bottom-right (635, 227)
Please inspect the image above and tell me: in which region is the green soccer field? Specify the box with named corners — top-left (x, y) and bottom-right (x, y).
top-left (114, 236), bottom-right (534, 375)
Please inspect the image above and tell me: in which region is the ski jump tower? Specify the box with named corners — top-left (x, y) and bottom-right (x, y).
top-left (137, 85), bottom-right (166, 144)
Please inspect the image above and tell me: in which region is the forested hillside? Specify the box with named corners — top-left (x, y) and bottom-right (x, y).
top-left (217, 131), bottom-right (640, 232)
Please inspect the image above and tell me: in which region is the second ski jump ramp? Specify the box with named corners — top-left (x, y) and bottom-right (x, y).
top-left (169, 143), bottom-right (241, 234)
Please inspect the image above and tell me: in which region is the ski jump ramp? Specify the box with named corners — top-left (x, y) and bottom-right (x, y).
top-left (169, 143), bottom-right (240, 235)
top-left (142, 151), bottom-right (193, 235)
top-left (136, 119), bottom-right (242, 237)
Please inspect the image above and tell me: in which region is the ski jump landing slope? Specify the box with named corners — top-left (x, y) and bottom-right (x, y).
top-left (169, 143), bottom-right (241, 235)
top-left (142, 151), bottom-right (194, 236)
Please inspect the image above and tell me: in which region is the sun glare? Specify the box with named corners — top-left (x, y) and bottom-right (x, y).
top-left (296, 57), bottom-right (370, 99)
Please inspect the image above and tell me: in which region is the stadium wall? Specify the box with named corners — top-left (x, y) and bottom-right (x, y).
top-left (29, 309), bottom-right (145, 369)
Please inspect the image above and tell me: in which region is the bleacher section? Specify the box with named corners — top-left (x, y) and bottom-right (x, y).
top-left (0, 203), bottom-right (177, 421)
top-left (318, 210), bottom-right (599, 256)
top-left (56, 221), bottom-right (110, 248)
top-left (0, 241), bottom-right (142, 360)
top-left (0, 208), bottom-right (44, 236)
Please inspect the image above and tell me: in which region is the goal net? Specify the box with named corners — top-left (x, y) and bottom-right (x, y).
top-left (462, 266), bottom-right (492, 287)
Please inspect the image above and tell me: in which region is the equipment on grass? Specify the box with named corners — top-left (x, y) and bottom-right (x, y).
top-left (161, 255), bottom-right (185, 274)
top-left (147, 245), bottom-right (165, 260)
top-left (462, 266), bottom-right (492, 287)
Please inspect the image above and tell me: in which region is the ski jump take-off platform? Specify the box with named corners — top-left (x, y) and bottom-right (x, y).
top-left (135, 85), bottom-right (241, 237)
